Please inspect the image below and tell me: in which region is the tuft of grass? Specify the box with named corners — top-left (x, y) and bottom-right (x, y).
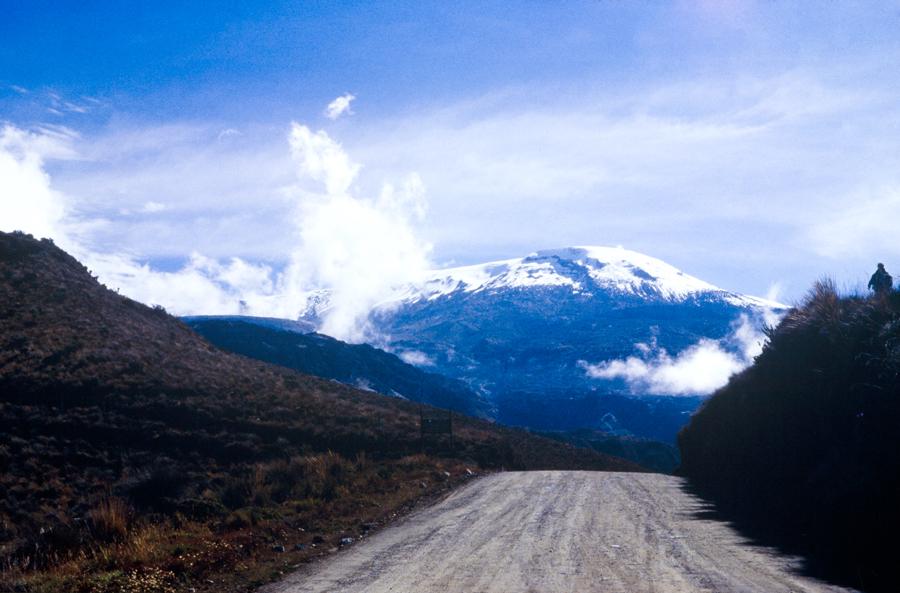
top-left (88, 498), bottom-right (131, 543)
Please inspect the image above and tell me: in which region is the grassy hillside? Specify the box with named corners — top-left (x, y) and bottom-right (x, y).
top-left (0, 231), bottom-right (640, 593)
top-left (184, 317), bottom-right (492, 418)
top-left (678, 281), bottom-right (900, 592)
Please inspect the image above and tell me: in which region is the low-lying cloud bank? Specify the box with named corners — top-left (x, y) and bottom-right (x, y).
top-left (580, 312), bottom-right (781, 396)
top-left (0, 100), bottom-right (431, 343)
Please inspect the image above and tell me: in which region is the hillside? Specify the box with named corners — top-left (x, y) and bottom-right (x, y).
top-left (0, 231), bottom-right (638, 593)
top-left (678, 281), bottom-right (900, 592)
top-left (301, 247), bottom-right (783, 439)
top-left (183, 317), bottom-right (491, 418)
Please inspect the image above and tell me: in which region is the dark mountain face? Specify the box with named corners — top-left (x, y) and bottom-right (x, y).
top-left (493, 388), bottom-right (703, 443)
top-left (371, 288), bottom-right (745, 395)
top-left (184, 317), bottom-right (492, 418)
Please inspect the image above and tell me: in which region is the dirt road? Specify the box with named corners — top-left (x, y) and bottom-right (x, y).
top-left (263, 471), bottom-right (857, 593)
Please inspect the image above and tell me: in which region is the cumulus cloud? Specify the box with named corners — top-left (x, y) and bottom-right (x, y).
top-left (0, 122), bottom-right (430, 343)
top-left (580, 314), bottom-right (775, 396)
top-left (324, 93), bottom-right (356, 120)
top-left (0, 124), bottom-right (279, 315)
top-left (0, 125), bottom-right (76, 247)
top-left (289, 123), bottom-right (361, 195)
top-left (85, 252), bottom-right (274, 314)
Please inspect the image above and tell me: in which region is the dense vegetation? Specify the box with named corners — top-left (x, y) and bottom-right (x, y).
top-left (185, 317), bottom-right (491, 418)
top-left (540, 428), bottom-right (680, 473)
top-left (0, 231), bottom-right (639, 592)
top-left (679, 281), bottom-right (900, 592)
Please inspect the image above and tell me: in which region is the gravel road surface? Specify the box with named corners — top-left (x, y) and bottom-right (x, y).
top-left (263, 471), bottom-right (857, 593)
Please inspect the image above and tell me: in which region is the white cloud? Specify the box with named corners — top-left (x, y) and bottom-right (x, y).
top-left (0, 122), bottom-right (430, 343)
top-left (277, 122), bottom-right (430, 341)
top-left (580, 313), bottom-right (775, 396)
top-left (141, 201), bottom-right (167, 213)
top-left (63, 101), bottom-right (89, 114)
top-left (397, 350), bottom-right (435, 366)
top-left (85, 252), bottom-right (273, 315)
top-left (324, 93), bottom-right (356, 120)
top-left (217, 128), bottom-right (241, 140)
top-left (8, 66), bottom-right (896, 314)
top-left (289, 123), bottom-right (361, 195)
top-left (0, 125), bottom-right (76, 246)
top-left (807, 188), bottom-right (900, 260)
top-left (765, 281), bottom-right (784, 304)
top-left (0, 124), bottom-right (280, 316)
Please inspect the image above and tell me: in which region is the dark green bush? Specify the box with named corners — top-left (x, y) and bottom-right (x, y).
top-left (679, 281), bottom-right (900, 591)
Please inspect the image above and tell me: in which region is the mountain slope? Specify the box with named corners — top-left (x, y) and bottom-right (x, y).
top-left (302, 246), bottom-right (784, 439)
top-left (0, 231), bottom-right (638, 592)
top-left (183, 317), bottom-right (492, 418)
top-left (678, 281), bottom-right (900, 592)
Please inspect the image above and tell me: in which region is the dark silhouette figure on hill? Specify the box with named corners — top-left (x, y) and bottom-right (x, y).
top-left (868, 263), bottom-right (893, 294)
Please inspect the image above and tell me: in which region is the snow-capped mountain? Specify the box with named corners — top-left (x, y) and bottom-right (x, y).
top-left (299, 246), bottom-right (787, 441)
top-left (387, 247), bottom-right (782, 309)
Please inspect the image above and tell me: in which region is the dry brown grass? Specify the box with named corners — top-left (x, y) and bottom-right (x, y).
top-left (1, 455), bottom-right (478, 593)
top-left (88, 498), bottom-right (131, 543)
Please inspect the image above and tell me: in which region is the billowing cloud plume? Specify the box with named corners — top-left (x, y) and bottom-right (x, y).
top-left (324, 93), bottom-right (356, 120)
top-left (281, 124), bottom-right (430, 340)
top-left (289, 123), bottom-right (361, 195)
top-left (579, 313), bottom-right (777, 396)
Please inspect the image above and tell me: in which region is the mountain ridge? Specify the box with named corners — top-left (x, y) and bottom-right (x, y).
top-left (302, 246), bottom-right (785, 321)
top-left (183, 316), bottom-right (493, 418)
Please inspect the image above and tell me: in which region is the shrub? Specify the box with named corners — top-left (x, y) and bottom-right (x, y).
top-left (123, 464), bottom-right (188, 511)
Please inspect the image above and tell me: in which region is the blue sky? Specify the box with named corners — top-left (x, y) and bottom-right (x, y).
top-left (3, 1), bottom-right (900, 335)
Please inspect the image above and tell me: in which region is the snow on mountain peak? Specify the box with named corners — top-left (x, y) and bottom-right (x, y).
top-left (389, 246), bottom-right (783, 308)
top-left (303, 246), bottom-right (787, 321)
